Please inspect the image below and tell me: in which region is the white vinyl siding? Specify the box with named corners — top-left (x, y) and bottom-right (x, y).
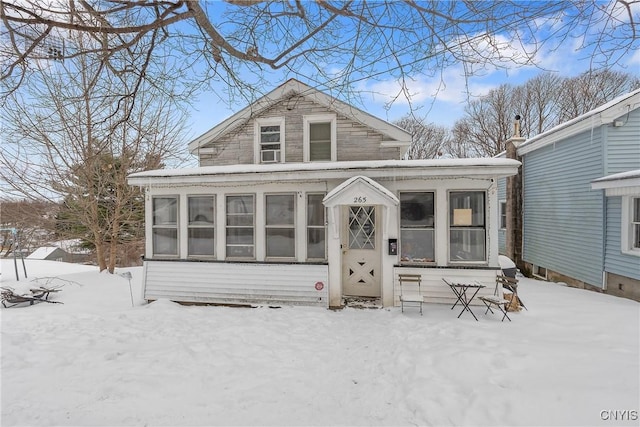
top-left (152, 196), bottom-right (178, 257)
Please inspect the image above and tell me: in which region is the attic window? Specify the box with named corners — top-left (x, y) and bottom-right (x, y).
top-left (255, 117), bottom-right (285, 164)
top-left (303, 114), bottom-right (336, 162)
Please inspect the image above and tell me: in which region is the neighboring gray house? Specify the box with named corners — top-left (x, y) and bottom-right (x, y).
top-left (500, 88), bottom-right (640, 301)
top-left (129, 79), bottom-right (520, 309)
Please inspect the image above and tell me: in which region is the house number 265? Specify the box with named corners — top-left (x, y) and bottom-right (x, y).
top-left (353, 196), bottom-right (367, 203)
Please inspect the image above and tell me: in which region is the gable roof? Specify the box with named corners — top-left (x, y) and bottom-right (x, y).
top-left (518, 88), bottom-right (640, 155)
top-left (188, 79), bottom-right (412, 153)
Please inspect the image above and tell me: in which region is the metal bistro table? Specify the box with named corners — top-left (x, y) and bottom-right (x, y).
top-left (442, 278), bottom-right (486, 321)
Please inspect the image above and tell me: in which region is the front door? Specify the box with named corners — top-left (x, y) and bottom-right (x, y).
top-left (342, 205), bottom-right (381, 297)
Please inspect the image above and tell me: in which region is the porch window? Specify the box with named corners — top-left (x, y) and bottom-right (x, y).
top-left (499, 200), bottom-right (507, 229)
top-left (307, 194), bottom-right (326, 260)
top-left (400, 192), bottom-right (435, 263)
top-left (265, 194), bottom-right (295, 258)
top-left (152, 196), bottom-right (178, 256)
top-left (188, 196), bottom-right (215, 257)
top-left (255, 117), bottom-right (284, 163)
top-left (226, 195), bottom-right (255, 258)
top-left (303, 114), bottom-right (336, 162)
top-left (449, 191), bottom-right (486, 262)
top-left (633, 197), bottom-right (640, 250)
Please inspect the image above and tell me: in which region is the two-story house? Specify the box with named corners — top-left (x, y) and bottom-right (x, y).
top-left (128, 79), bottom-right (520, 309)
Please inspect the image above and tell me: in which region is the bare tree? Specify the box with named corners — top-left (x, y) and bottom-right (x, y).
top-left (395, 115), bottom-right (449, 159)
top-left (0, 31), bottom-right (189, 272)
top-left (1, 1), bottom-right (638, 111)
top-left (0, 199), bottom-right (57, 257)
top-left (449, 69), bottom-right (639, 157)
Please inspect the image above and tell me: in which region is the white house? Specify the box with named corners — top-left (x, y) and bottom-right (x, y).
top-left (128, 79), bottom-right (520, 308)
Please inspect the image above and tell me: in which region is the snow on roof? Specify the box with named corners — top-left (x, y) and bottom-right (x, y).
top-left (27, 246), bottom-right (63, 259)
top-left (129, 158), bottom-right (520, 180)
top-left (591, 169), bottom-right (640, 190)
top-left (518, 88), bottom-right (640, 155)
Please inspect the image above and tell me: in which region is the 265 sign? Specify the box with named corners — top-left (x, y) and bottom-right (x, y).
top-left (353, 196), bottom-right (367, 204)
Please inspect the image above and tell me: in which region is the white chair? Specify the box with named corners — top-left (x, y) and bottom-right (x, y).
top-left (398, 274), bottom-right (424, 315)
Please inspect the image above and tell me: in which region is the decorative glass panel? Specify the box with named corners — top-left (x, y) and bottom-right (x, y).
top-left (349, 206), bottom-right (375, 250)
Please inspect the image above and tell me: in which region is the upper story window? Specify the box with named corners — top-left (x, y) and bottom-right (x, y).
top-left (303, 114), bottom-right (337, 162)
top-left (449, 191), bottom-right (486, 262)
top-left (255, 117), bottom-right (285, 164)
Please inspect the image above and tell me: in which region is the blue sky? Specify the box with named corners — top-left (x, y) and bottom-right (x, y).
top-left (184, 1), bottom-right (640, 141)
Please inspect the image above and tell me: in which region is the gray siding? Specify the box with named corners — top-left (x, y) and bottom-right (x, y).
top-left (605, 107), bottom-right (640, 175)
top-left (143, 261), bottom-right (329, 307)
top-left (200, 95), bottom-right (401, 166)
top-left (604, 197), bottom-right (640, 280)
top-left (522, 128), bottom-right (605, 288)
top-left (497, 176), bottom-right (506, 254)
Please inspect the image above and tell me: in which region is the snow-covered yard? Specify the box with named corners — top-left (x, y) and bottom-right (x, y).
top-left (1, 259), bottom-right (638, 426)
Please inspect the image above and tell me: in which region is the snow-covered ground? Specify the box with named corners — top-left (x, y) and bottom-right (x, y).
top-left (1, 259), bottom-right (638, 426)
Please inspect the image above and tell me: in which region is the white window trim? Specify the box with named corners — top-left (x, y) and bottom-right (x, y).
top-left (306, 193), bottom-right (327, 261)
top-left (265, 193), bottom-right (296, 260)
top-left (499, 199), bottom-right (507, 230)
top-left (621, 195), bottom-right (640, 257)
top-left (447, 190), bottom-right (488, 264)
top-left (187, 195), bottom-right (216, 259)
top-left (151, 195), bottom-right (179, 258)
top-left (254, 117), bottom-right (285, 164)
top-left (303, 114), bottom-right (337, 162)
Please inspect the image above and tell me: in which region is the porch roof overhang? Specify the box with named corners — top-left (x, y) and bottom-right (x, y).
top-left (323, 176), bottom-right (399, 207)
top-left (591, 169), bottom-right (640, 196)
top-left (128, 159), bottom-right (521, 188)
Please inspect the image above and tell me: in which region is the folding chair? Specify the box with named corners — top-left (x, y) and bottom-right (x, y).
top-left (398, 274), bottom-right (424, 315)
top-left (496, 275), bottom-right (527, 310)
top-left (478, 278), bottom-right (511, 321)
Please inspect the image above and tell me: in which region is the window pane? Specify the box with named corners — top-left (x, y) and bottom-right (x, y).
top-left (400, 229), bottom-right (434, 262)
top-left (307, 194), bottom-right (325, 226)
top-left (307, 228), bottom-right (325, 259)
top-left (188, 228), bottom-right (215, 256)
top-left (189, 197), bottom-right (214, 224)
top-left (226, 244), bottom-right (254, 258)
top-left (266, 229), bottom-right (295, 257)
top-left (634, 224), bottom-right (640, 249)
top-left (226, 228), bottom-right (254, 245)
top-left (400, 193), bottom-right (434, 227)
top-left (310, 141), bottom-right (331, 161)
top-left (153, 197), bottom-right (177, 225)
top-left (227, 196), bottom-right (254, 215)
top-left (450, 229), bottom-right (485, 261)
top-left (266, 195), bottom-right (295, 225)
top-left (310, 122), bottom-right (330, 141)
top-left (634, 198), bottom-right (640, 222)
top-left (450, 192), bottom-right (485, 226)
top-left (153, 228), bottom-right (177, 255)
